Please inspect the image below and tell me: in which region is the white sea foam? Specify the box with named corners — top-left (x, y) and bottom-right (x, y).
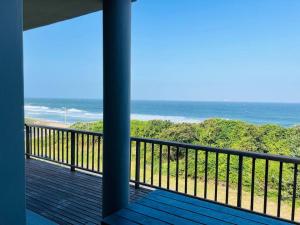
top-left (24, 104), bottom-right (203, 123)
top-left (25, 105), bottom-right (85, 114)
top-left (68, 108), bottom-right (85, 113)
top-left (25, 105), bottom-right (65, 114)
top-left (25, 105), bottom-right (49, 111)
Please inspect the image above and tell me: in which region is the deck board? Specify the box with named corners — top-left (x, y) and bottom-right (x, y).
top-left (154, 190), bottom-right (292, 225)
top-left (103, 190), bottom-right (294, 225)
top-left (26, 159), bottom-right (151, 225)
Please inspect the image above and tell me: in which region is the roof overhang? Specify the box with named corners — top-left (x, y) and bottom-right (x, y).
top-left (24, 0), bottom-right (102, 31)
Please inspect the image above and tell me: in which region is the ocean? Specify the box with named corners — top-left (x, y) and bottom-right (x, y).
top-left (24, 98), bottom-right (300, 127)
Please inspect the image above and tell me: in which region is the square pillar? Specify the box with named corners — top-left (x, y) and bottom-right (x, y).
top-left (102, 0), bottom-right (131, 218)
top-left (0, 0), bottom-right (26, 224)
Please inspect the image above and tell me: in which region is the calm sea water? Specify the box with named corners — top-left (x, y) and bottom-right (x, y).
top-left (24, 98), bottom-right (300, 127)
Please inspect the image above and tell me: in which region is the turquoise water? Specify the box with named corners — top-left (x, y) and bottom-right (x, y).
top-left (24, 98), bottom-right (300, 127)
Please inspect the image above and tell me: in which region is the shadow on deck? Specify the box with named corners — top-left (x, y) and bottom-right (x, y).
top-left (25, 159), bottom-right (151, 225)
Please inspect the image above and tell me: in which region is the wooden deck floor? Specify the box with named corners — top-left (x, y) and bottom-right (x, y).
top-left (102, 191), bottom-right (293, 225)
top-left (25, 159), bottom-right (151, 225)
top-left (26, 159), bottom-right (293, 225)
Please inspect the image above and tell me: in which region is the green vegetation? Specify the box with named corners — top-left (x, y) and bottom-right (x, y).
top-left (72, 119), bottom-right (300, 194)
top-left (72, 118), bottom-right (300, 156)
top-left (34, 118), bottom-right (300, 219)
top-left (25, 118), bottom-right (38, 124)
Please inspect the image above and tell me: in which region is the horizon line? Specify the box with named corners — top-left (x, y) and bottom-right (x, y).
top-left (24, 97), bottom-right (300, 104)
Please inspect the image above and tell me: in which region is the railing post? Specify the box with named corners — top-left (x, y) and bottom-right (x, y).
top-left (70, 131), bottom-right (76, 171)
top-left (291, 163), bottom-right (298, 221)
top-left (237, 155), bottom-right (243, 207)
top-left (135, 140), bottom-right (140, 189)
top-left (25, 125), bottom-right (31, 159)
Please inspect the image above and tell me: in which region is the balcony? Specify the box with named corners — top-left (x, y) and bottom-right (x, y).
top-left (26, 158), bottom-right (150, 224)
top-left (25, 124), bottom-right (298, 224)
top-left (3, 0), bottom-right (299, 223)
top-left (4, 0), bottom-right (299, 223)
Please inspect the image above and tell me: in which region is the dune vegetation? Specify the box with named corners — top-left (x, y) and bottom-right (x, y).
top-left (72, 118), bottom-right (300, 157)
top-left (27, 118), bottom-right (300, 220)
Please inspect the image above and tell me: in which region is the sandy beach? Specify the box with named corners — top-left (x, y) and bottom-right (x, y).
top-left (25, 118), bottom-right (70, 128)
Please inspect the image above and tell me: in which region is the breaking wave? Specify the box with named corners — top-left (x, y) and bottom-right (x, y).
top-left (24, 104), bottom-right (202, 124)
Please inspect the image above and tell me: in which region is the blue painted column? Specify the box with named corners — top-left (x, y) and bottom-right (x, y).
top-left (102, 0), bottom-right (131, 218)
top-left (0, 0), bottom-right (26, 224)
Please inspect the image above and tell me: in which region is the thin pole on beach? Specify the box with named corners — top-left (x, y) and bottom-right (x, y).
top-left (64, 107), bottom-right (67, 124)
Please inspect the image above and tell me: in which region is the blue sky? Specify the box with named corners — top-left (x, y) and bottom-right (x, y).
top-left (24, 0), bottom-right (300, 102)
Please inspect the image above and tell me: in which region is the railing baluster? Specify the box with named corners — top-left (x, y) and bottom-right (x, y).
top-left (226, 154), bottom-right (230, 204)
top-left (185, 148), bottom-right (188, 194)
top-left (37, 127), bottom-right (39, 156)
top-left (49, 129), bottom-right (52, 159)
top-left (41, 128), bottom-right (43, 156)
top-left (176, 146), bottom-right (179, 192)
top-left (143, 142), bottom-right (146, 183)
top-left (33, 127), bottom-right (36, 155)
top-left (71, 131), bottom-right (75, 171)
top-left (51, 129), bottom-right (54, 160)
top-left (277, 162), bottom-right (283, 217)
top-left (62, 131), bottom-right (64, 163)
top-left (40, 128), bottom-right (43, 157)
top-left (237, 155), bottom-right (243, 208)
top-left (97, 135), bottom-right (101, 172)
top-left (55, 129), bottom-right (57, 160)
top-left (215, 152), bottom-right (219, 201)
top-left (44, 129), bottom-right (47, 157)
top-left (71, 132), bottom-right (73, 164)
top-left (76, 133), bottom-right (79, 167)
top-left (30, 127), bottom-right (33, 156)
top-left (58, 130), bottom-right (60, 162)
top-left (159, 144), bottom-right (162, 187)
top-left (44, 129), bottom-right (46, 157)
top-left (64, 131), bottom-right (67, 163)
top-left (37, 128), bottom-right (40, 156)
top-left (167, 145), bottom-right (170, 189)
top-left (30, 127), bottom-right (34, 155)
top-left (60, 131), bottom-right (64, 163)
top-left (151, 143), bottom-right (154, 186)
top-left (194, 150), bottom-right (198, 196)
top-left (291, 163), bottom-right (298, 221)
top-left (263, 159), bottom-right (269, 214)
top-left (92, 135), bottom-right (95, 171)
top-left (25, 125), bottom-right (30, 159)
top-left (41, 128), bottom-right (44, 157)
top-left (53, 129), bottom-right (56, 160)
top-left (35, 128), bottom-right (38, 156)
top-left (87, 134), bottom-right (89, 169)
top-left (46, 129), bottom-right (48, 157)
top-left (204, 151), bottom-right (208, 199)
top-left (81, 133), bottom-right (84, 168)
top-left (129, 141), bottom-right (132, 178)
top-left (66, 131), bottom-right (69, 164)
top-left (45, 129), bottom-right (48, 158)
top-left (135, 141), bottom-right (141, 189)
top-left (250, 158), bottom-right (256, 211)
top-left (41, 128), bottom-right (43, 158)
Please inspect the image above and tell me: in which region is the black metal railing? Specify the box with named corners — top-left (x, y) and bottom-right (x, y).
top-left (25, 124), bottom-right (300, 223)
top-left (25, 124), bottom-right (103, 173)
